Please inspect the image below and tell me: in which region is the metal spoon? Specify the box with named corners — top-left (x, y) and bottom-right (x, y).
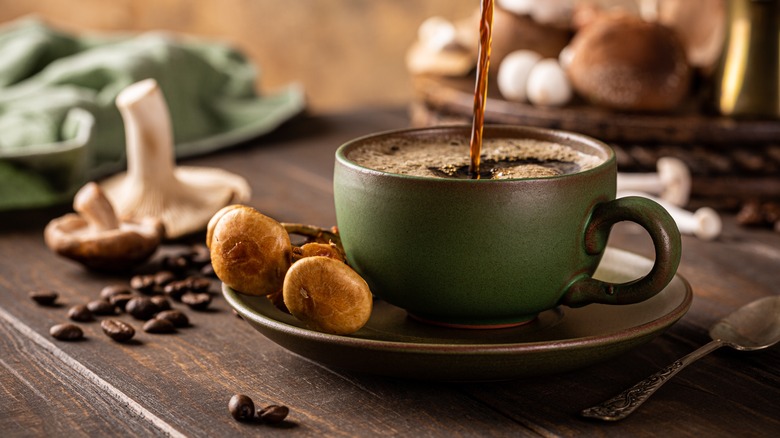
top-left (581, 295), bottom-right (780, 421)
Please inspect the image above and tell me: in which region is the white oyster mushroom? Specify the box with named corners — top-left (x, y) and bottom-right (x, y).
top-left (100, 79), bottom-right (251, 239)
top-left (526, 59), bottom-right (572, 107)
top-left (497, 50), bottom-right (541, 102)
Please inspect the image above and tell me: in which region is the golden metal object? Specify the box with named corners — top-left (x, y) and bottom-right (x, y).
top-left (712, 0), bottom-right (779, 118)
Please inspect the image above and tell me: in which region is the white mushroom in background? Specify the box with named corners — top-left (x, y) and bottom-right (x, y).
top-left (617, 157), bottom-right (692, 207)
top-left (498, 0), bottom-right (575, 26)
top-left (618, 190), bottom-right (722, 241)
top-left (526, 58), bottom-right (573, 107)
top-left (100, 79), bottom-right (251, 239)
top-left (497, 50), bottom-right (572, 107)
top-left (497, 50), bottom-right (541, 102)
top-left (406, 16), bottom-right (475, 76)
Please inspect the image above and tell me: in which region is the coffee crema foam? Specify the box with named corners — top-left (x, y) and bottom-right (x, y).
top-left (348, 136), bottom-right (603, 179)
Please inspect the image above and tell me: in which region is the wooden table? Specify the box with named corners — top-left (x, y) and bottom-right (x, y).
top-left (2, 108), bottom-right (778, 437)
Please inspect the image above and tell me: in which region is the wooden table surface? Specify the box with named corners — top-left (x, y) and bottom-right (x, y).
top-left (1, 108), bottom-right (779, 437)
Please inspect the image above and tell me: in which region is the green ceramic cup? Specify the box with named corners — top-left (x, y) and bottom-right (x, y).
top-left (333, 125), bottom-right (681, 328)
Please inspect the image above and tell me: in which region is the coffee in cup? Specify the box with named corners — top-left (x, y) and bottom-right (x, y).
top-left (333, 125), bottom-right (681, 328)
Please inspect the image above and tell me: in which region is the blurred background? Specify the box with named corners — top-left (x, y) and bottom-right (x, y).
top-left (0, 0), bottom-right (476, 112)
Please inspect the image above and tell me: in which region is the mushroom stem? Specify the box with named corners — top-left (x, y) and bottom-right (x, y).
top-left (72, 182), bottom-right (119, 231)
top-left (617, 157), bottom-right (691, 207)
top-left (618, 190), bottom-right (722, 241)
top-left (282, 223), bottom-right (342, 248)
top-left (115, 79), bottom-right (177, 191)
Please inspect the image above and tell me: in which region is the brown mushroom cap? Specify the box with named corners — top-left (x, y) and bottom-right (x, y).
top-left (282, 256), bottom-right (373, 335)
top-left (44, 183), bottom-right (163, 271)
top-left (567, 14), bottom-right (691, 111)
top-left (208, 205), bottom-right (292, 297)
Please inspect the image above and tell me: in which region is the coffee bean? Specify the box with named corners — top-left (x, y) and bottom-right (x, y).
top-left (228, 394), bottom-right (255, 422)
top-left (154, 271), bottom-right (176, 288)
top-left (29, 290), bottom-right (58, 306)
top-left (143, 318), bottom-right (176, 334)
top-left (258, 405), bottom-right (289, 424)
top-left (101, 319), bottom-right (135, 342)
top-left (50, 323), bottom-right (83, 341)
top-left (67, 304), bottom-right (94, 322)
top-left (186, 276), bottom-right (212, 293)
top-left (100, 284), bottom-right (132, 300)
top-left (163, 280), bottom-right (190, 301)
top-left (109, 293), bottom-right (135, 311)
top-left (150, 295), bottom-right (171, 311)
top-left (155, 310), bottom-right (189, 328)
top-left (162, 255), bottom-right (189, 274)
top-left (130, 274), bottom-right (157, 294)
top-left (187, 244), bottom-right (211, 267)
top-left (87, 299), bottom-right (117, 316)
top-left (126, 297), bottom-right (159, 320)
top-left (181, 292), bottom-right (212, 311)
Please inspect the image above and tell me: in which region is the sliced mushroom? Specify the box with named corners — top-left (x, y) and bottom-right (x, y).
top-left (44, 182), bottom-right (164, 271)
top-left (100, 79), bottom-right (251, 239)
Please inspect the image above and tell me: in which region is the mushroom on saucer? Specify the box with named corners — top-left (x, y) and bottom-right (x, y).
top-left (100, 79), bottom-right (251, 239)
top-left (44, 182), bottom-right (164, 271)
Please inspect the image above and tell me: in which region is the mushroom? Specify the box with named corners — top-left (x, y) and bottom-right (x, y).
top-left (566, 14), bottom-right (691, 111)
top-left (405, 16), bottom-right (476, 76)
top-left (44, 182), bottom-right (164, 271)
top-left (207, 205), bottom-right (292, 297)
top-left (497, 50), bottom-right (542, 102)
top-left (617, 157), bottom-right (691, 206)
top-left (525, 58), bottom-right (573, 107)
top-left (618, 190), bottom-right (722, 241)
top-left (282, 256), bottom-right (373, 335)
top-left (489, 6), bottom-right (571, 70)
top-left (99, 79), bottom-right (251, 239)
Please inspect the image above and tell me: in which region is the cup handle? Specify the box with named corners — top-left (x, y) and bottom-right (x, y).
top-left (562, 196), bottom-right (682, 307)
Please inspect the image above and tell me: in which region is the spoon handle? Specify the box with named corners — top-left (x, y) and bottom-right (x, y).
top-left (581, 339), bottom-right (724, 421)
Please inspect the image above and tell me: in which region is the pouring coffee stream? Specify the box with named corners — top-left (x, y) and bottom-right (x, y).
top-left (468, 0), bottom-right (494, 178)
top-left (581, 295), bottom-right (780, 421)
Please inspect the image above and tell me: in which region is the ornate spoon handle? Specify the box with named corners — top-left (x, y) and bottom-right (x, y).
top-left (581, 339), bottom-right (724, 421)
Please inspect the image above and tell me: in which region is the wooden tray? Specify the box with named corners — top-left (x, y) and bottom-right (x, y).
top-left (411, 75), bottom-right (780, 146)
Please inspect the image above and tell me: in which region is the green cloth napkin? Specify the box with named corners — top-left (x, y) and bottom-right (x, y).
top-left (0, 18), bottom-right (305, 210)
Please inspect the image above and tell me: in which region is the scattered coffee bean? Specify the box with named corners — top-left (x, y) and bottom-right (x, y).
top-left (126, 297), bottom-right (159, 320)
top-left (100, 284), bottom-right (132, 300)
top-left (155, 310), bottom-right (189, 328)
top-left (50, 323), bottom-right (83, 341)
top-left (186, 276), bottom-right (212, 293)
top-left (101, 319), bottom-right (135, 342)
top-left (67, 304), bottom-right (94, 322)
top-left (87, 299), bottom-right (117, 316)
top-left (130, 274), bottom-right (157, 294)
top-left (150, 295), bottom-right (171, 311)
top-left (162, 255), bottom-right (189, 274)
top-left (154, 271), bottom-right (176, 288)
top-left (188, 244), bottom-right (211, 267)
top-left (258, 405), bottom-right (289, 424)
top-left (29, 290), bottom-right (58, 306)
top-left (143, 318), bottom-right (176, 334)
top-left (200, 263), bottom-right (216, 278)
top-left (163, 280), bottom-right (190, 301)
top-left (228, 394), bottom-right (255, 422)
top-left (109, 293), bottom-right (135, 311)
top-left (181, 292), bottom-right (212, 311)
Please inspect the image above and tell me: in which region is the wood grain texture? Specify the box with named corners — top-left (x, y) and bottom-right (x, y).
top-left (1, 109), bottom-right (779, 436)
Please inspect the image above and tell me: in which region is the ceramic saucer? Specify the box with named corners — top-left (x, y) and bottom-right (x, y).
top-left (223, 247), bottom-right (692, 382)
